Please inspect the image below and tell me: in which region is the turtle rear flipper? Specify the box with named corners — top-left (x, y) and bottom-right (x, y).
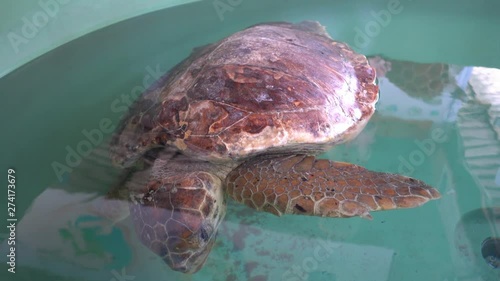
top-left (225, 155), bottom-right (441, 219)
top-left (248, 21), bottom-right (332, 38)
top-left (291, 21), bottom-right (332, 38)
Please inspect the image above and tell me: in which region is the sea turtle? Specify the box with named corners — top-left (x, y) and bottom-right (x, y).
top-left (109, 21), bottom-right (441, 273)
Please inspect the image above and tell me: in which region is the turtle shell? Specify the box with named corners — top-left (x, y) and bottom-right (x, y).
top-left (110, 21), bottom-right (378, 166)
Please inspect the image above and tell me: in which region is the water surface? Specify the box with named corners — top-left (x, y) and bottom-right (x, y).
top-left (1, 2), bottom-right (500, 281)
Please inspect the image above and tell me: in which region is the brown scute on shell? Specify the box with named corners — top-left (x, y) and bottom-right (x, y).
top-left (110, 20), bottom-right (378, 164)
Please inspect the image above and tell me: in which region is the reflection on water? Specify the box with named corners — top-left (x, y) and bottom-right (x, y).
top-left (456, 208), bottom-right (500, 280)
top-left (2, 50), bottom-right (500, 281)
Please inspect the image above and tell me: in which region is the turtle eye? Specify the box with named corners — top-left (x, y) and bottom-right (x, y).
top-left (200, 227), bottom-right (209, 242)
top-left (199, 225), bottom-right (213, 243)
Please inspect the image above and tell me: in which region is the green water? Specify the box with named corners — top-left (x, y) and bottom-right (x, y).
top-left (1, 0), bottom-right (500, 280)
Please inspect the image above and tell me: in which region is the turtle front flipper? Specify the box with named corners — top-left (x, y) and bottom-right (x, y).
top-left (225, 155), bottom-right (440, 219)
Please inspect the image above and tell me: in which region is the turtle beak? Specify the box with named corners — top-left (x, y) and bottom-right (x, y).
top-left (166, 237), bottom-right (216, 274)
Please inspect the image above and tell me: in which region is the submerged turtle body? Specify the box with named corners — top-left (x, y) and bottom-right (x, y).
top-left (110, 21), bottom-right (440, 273)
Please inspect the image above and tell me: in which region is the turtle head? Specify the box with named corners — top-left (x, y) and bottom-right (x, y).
top-left (129, 168), bottom-right (226, 273)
